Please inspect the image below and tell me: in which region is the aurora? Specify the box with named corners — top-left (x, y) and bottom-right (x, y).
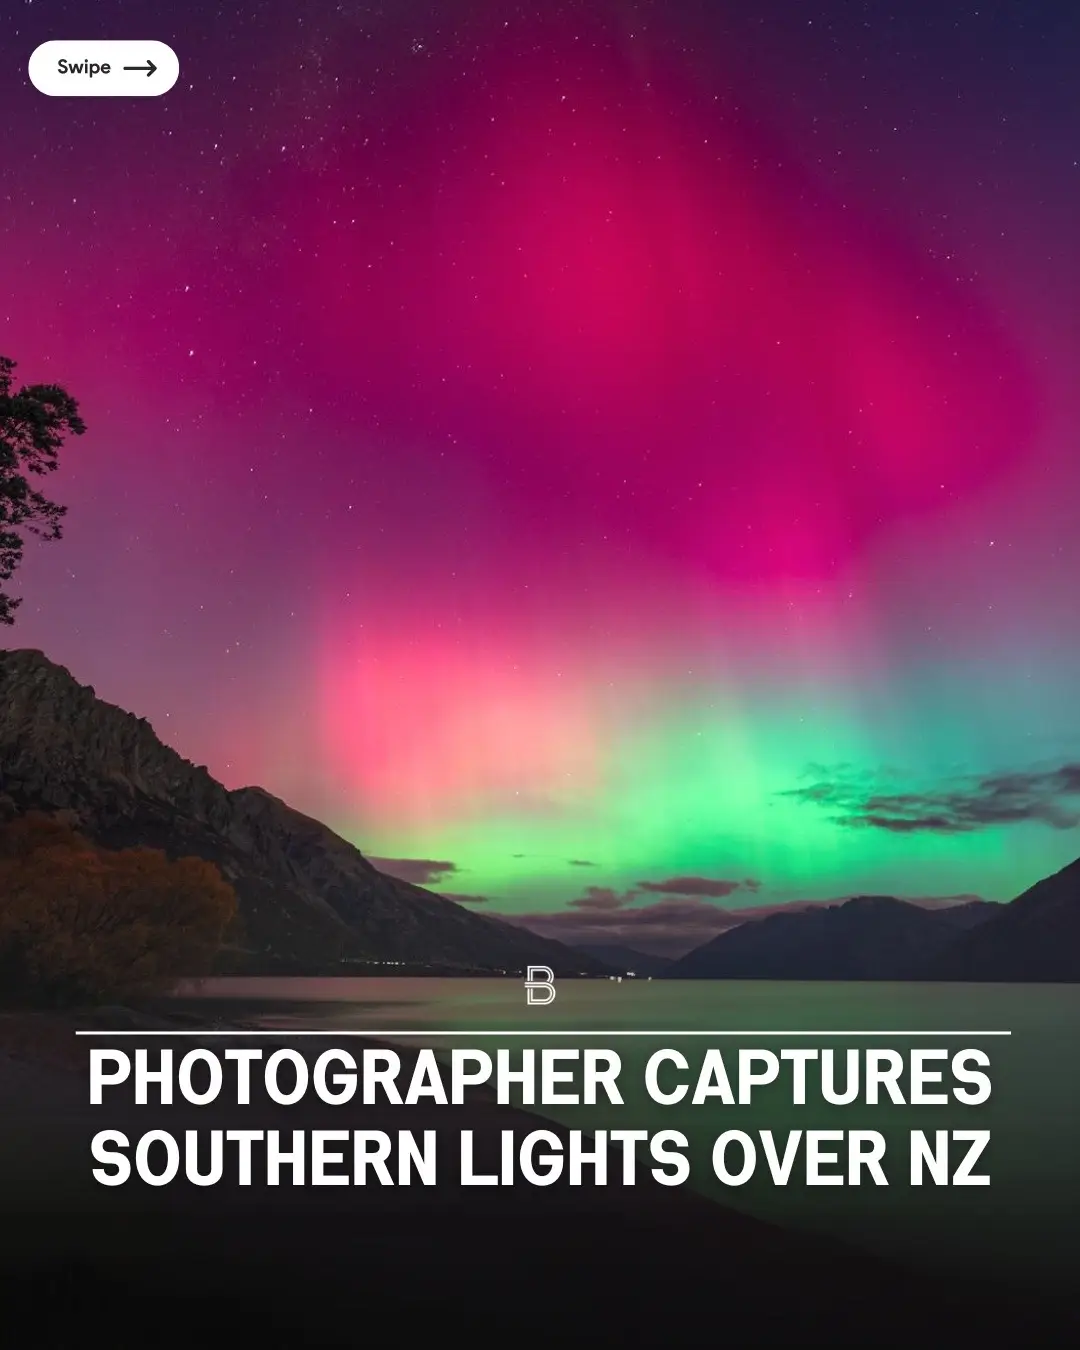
top-left (5, 3), bottom-right (1077, 958)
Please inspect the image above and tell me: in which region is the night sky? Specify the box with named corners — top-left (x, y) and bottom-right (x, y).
top-left (4, 1), bottom-right (1079, 955)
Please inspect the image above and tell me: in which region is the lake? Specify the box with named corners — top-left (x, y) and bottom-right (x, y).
top-left (178, 976), bottom-right (1080, 1291)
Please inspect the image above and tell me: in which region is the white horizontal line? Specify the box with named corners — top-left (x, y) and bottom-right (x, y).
top-left (74, 1029), bottom-right (1012, 1037)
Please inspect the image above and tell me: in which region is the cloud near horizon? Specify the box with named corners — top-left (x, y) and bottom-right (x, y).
top-left (566, 875), bottom-right (763, 914)
top-left (442, 892), bottom-right (490, 905)
top-left (568, 886), bottom-right (637, 912)
top-left (783, 762), bottom-right (1080, 834)
top-left (369, 857), bottom-right (459, 885)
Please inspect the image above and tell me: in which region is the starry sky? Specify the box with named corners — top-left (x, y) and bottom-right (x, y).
top-left (4, 1), bottom-right (1079, 955)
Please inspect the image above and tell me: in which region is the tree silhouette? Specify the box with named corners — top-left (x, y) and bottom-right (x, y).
top-left (0, 356), bottom-right (85, 625)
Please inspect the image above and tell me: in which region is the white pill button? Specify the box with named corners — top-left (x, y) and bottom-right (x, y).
top-left (29, 42), bottom-right (179, 97)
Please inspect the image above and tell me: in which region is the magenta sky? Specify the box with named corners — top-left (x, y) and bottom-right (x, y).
top-left (4, 2), bottom-right (1079, 953)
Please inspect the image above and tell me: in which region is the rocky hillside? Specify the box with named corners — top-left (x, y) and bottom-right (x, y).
top-left (0, 648), bottom-right (603, 976)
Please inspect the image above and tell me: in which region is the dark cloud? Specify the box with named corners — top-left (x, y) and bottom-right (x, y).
top-left (568, 886), bottom-right (636, 912)
top-left (568, 859), bottom-right (597, 867)
top-left (782, 762), bottom-right (1080, 834)
top-left (636, 875), bottom-right (761, 898)
top-left (442, 893), bottom-right (489, 905)
top-left (369, 857), bottom-right (458, 885)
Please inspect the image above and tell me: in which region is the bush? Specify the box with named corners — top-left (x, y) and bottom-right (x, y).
top-left (0, 812), bottom-right (238, 1005)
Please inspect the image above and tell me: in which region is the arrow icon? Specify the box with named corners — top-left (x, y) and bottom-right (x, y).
top-left (123, 59), bottom-right (157, 77)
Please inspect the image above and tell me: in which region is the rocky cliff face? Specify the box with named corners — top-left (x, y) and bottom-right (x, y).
top-left (0, 648), bottom-right (600, 975)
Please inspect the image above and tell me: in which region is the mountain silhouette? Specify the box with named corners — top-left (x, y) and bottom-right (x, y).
top-left (0, 648), bottom-right (604, 976)
top-left (668, 896), bottom-right (996, 980)
top-left (929, 855), bottom-right (1080, 981)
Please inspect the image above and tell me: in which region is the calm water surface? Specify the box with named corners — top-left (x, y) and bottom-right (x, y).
top-left (180, 977), bottom-right (1080, 1289)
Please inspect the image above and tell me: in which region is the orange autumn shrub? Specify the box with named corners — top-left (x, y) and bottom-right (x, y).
top-left (0, 812), bottom-right (237, 1005)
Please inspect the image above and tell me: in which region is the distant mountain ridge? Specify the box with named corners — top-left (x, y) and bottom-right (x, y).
top-left (669, 870), bottom-right (1080, 982)
top-left (668, 895), bottom-right (999, 980)
top-left (572, 944), bottom-right (674, 976)
top-left (0, 648), bottom-right (605, 976)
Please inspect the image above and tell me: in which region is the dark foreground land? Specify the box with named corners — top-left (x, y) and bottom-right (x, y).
top-left (0, 1011), bottom-right (1075, 1348)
